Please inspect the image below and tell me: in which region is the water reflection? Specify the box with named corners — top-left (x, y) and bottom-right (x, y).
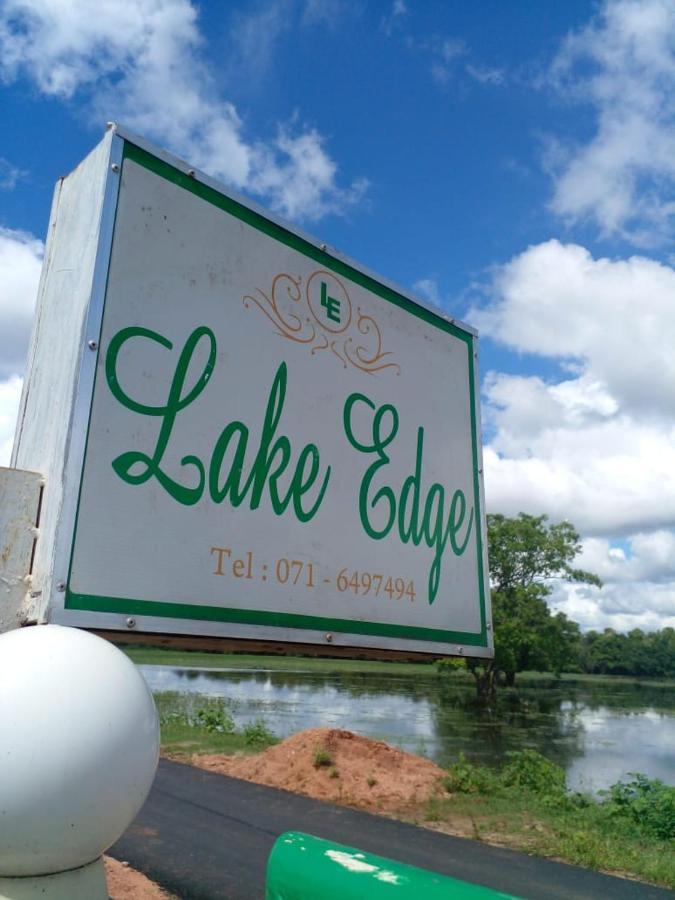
top-left (140, 665), bottom-right (675, 792)
top-left (565, 707), bottom-right (675, 791)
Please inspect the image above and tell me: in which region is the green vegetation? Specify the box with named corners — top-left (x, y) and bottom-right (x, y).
top-left (466, 513), bottom-right (601, 702)
top-left (581, 627), bottom-right (675, 678)
top-left (156, 692), bottom-right (277, 755)
top-left (194, 706), bottom-right (235, 734)
top-left (243, 718), bottom-right (277, 749)
top-left (127, 644), bottom-right (675, 691)
top-left (313, 747), bottom-right (334, 768)
top-left (463, 512), bottom-right (675, 694)
top-left (431, 751), bottom-right (675, 888)
top-left (435, 663), bottom-right (675, 690)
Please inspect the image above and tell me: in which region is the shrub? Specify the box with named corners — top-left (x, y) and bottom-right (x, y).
top-left (444, 753), bottom-right (499, 795)
top-left (602, 774), bottom-right (675, 841)
top-left (444, 750), bottom-right (569, 805)
top-left (243, 718), bottom-right (276, 749)
top-left (313, 747), bottom-right (333, 768)
top-left (435, 658), bottom-right (466, 675)
top-left (501, 749), bottom-right (566, 800)
top-left (195, 707), bottom-right (235, 734)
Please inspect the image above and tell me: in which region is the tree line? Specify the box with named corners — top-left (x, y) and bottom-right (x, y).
top-left (580, 627), bottom-right (675, 678)
top-left (462, 513), bottom-right (674, 701)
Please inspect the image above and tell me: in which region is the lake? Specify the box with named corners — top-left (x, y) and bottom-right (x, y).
top-left (141, 665), bottom-right (675, 793)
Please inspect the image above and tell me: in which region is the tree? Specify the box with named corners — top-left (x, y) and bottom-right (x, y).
top-left (467, 513), bottom-right (601, 702)
top-left (580, 627), bottom-right (675, 678)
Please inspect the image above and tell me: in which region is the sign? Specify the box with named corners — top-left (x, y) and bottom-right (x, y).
top-left (12, 126), bottom-right (492, 657)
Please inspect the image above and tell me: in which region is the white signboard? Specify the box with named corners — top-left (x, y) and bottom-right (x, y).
top-left (14, 127), bottom-right (491, 657)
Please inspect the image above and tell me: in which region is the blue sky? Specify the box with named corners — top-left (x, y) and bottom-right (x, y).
top-left (1, 0), bottom-right (675, 632)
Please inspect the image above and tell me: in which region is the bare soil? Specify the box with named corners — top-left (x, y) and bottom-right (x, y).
top-left (193, 727), bottom-right (450, 817)
top-left (104, 855), bottom-right (174, 899)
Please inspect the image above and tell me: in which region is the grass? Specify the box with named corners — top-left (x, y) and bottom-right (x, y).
top-left (507, 671), bottom-right (675, 689)
top-left (435, 792), bottom-right (675, 888)
top-left (424, 752), bottom-right (675, 889)
top-left (161, 716), bottom-right (255, 755)
top-left (155, 692), bottom-right (277, 756)
top-left (313, 747), bottom-right (333, 768)
top-left (124, 645), bottom-right (675, 689)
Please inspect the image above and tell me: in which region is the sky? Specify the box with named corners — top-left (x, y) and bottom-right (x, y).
top-left (1, 0), bottom-right (675, 634)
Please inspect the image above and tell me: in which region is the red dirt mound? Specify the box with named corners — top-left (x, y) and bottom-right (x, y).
top-left (193, 727), bottom-right (447, 814)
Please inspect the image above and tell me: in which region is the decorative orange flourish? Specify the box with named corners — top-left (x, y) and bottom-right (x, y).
top-left (243, 271), bottom-right (400, 376)
top-left (343, 310), bottom-right (401, 376)
top-left (242, 274), bottom-right (316, 345)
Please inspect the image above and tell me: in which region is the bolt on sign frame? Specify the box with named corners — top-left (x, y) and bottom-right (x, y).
top-left (12, 124), bottom-right (492, 659)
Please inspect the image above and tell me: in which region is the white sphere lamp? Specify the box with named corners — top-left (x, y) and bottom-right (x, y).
top-left (0, 625), bottom-right (160, 898)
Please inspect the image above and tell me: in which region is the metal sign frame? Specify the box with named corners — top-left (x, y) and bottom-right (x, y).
top-left (37, 125), bottom-right (492, 658)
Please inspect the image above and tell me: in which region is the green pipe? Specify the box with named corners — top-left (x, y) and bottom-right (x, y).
top-left (266, 832), bottom-right (519, 899)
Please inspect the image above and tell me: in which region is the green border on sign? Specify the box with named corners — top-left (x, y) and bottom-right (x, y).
top-left (66, 140), bottom-right (488, 647)
top-left (66, 593), bottom-right (487, 646)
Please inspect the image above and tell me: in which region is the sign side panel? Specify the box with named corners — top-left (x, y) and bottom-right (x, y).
top-left (12, 132), bottom-right (117, 622)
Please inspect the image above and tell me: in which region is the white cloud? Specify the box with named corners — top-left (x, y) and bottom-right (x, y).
top-left (472, 239), bottom-right (675, 419)
top-left (229, 0), bottom-right (293, 82)
top-left (482, 420), bottom-right (675, 537)
top-left (380, 0), bottom-right (407, 37)
top-left (412, 277), bottom-right (442, 307)
top-left (0, 157), bottom-right (24, 190)
top-left (0, 227), bottom-right (41, 464)
top-left (404, 33), bottom-right (469, 86)
top-left (578, 532), bottom-right (675, 584)
top-left (0, 375), bottom-right (22, 466)
top-left (466, 64), bottom-right (505, 86)
top-left (430, 38), bottom-right (467, 86)
top-left (0, 0), bottom-right (365, 222)
top-left (470, 238), bottom-right (675, 630)
top-left (483, 371), bottom-right (618, 442)
top-left (0, 227), bottom-right (42, 379)
top-left (302, 0), bottom-right (348, 28)
top-left (550, 580), bottom-right (675, 632)
top-left (404, 32), bottom-right (506, 91)
top-left (251, 125), bottom-right (368, 221)
top-left (548, 0), bottom-right (675, 244)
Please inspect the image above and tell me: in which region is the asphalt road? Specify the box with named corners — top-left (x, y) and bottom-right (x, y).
top-left (110, 759), bottom-right (672, 900)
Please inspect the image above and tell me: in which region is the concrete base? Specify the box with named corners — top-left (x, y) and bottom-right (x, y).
top-left (0, 857), bottom-right (107, 899)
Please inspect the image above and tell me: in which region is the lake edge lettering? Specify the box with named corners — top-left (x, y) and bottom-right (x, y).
top-left (105, 325), bottom-right (474, 605)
